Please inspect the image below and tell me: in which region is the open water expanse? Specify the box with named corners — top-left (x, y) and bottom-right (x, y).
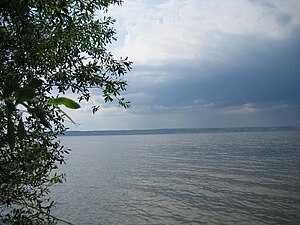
top-left (51, 131), bottom-right (300, 224)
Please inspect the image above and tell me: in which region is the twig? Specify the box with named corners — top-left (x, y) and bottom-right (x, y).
top-left (0, 194), bottom-right (73, 225)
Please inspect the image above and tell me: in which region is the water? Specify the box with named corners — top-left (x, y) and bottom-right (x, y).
top-left (51, 131), bottom-right (300, 224)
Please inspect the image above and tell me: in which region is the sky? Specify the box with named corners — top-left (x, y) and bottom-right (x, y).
top-left (67, 0), bottom-right (300, 130)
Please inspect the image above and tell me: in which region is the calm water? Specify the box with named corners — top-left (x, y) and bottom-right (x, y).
top-left (51, 131), bottom-right (300, 225)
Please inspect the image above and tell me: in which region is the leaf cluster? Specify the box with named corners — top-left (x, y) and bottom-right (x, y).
top-left (0, 0), bottom-right (131, 223)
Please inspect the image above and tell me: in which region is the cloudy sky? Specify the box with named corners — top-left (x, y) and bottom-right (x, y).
top-left (67, 0), bottom-right (300, 130)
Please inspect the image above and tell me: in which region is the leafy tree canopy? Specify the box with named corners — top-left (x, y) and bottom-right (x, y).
top-left (0, 0), bottom-right (131, 224)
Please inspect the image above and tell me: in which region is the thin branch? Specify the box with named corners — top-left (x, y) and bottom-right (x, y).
top-left (0, 194), bottom-right (73, 225)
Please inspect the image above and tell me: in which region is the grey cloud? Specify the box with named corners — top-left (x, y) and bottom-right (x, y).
top-left (124, 30), bottom-right (300, 127)
top-left (249, 1), bottom-right (293, 27)
top-left (277, 14), bottom-right (292, 26)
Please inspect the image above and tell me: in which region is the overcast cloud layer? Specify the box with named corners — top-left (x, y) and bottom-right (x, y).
top-left (67, 0), bottom-right (300, 130)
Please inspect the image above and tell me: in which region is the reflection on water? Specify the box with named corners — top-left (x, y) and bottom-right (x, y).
top-left (52, 131), bottom-right (300, 224)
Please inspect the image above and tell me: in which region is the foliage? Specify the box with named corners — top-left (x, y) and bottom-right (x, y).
top-left (0, 0), bottom-right (131, 224)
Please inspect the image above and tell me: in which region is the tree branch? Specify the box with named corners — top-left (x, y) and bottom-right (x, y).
top-left (0, 194), bottom-right (73, 225)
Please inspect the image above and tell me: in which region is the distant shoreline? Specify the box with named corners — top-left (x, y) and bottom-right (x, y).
top-left (63, 126), bottom-right (300, 136)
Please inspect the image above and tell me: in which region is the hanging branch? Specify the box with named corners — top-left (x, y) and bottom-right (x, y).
top-left (0, 194), bottom-right (73, 225)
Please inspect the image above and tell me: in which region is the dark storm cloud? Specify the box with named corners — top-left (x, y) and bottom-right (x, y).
top-left (127, 30), bottom-right (300, 123)
top-left (72, 0), bottom-right (300, 130)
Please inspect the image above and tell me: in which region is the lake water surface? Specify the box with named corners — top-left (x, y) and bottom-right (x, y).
top-left (51, 131), bottom-right (300, 224)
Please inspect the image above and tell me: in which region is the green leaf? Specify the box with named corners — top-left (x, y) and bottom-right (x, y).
top-left (104, 95), bottom-right (113, 103)
top-left (17, 118), bottom-right (26, 141)
top-left (16, 78), bottom-right (43, 103)
top-left (0, 110), bottom-right (4, 120)
top-left (5, 100), bottom-right (15, 112)
top-left (28, 106), bottom-right (50, 128)
top-left (7, 113), bottom-right (15, 150)
top-left (36, 106), bottom-right (50, 128)
top-left (48, 97), bottom-right (80, 109)
top-left (57, 107), bottom-right (78, 127)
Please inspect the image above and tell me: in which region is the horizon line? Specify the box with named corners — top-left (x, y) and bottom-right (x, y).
top-left (64, 126), bottom-right (300, 136)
